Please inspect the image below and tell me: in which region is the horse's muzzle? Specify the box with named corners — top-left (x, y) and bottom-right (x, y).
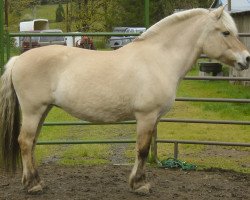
top-left (235, 53), bottom-right (250, 71)
top-left (237, 61), bottom-right (249, 70)
top-left (245, 56), bottom-right (250, 69)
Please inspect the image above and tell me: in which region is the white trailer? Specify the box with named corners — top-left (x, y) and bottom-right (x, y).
top-left (19, 19), bottom-right (49, 32)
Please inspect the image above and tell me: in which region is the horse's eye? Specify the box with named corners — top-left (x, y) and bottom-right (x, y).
top-left (222, 31), bottom-right (230, 37)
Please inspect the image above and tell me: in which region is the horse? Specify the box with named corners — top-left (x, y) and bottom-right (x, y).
top-left (0, 6), bottom-right (249, 194)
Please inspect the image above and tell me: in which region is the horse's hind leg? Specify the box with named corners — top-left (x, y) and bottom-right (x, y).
top-left (129, 113), bottom-right (157, 194)
top-left (18, 105), bottom-right (51, 193)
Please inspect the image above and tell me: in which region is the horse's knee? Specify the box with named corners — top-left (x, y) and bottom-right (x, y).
top-left (138, 143), bottom-right (151, 160)
top-left (136, 116), bottom-right (157, 158)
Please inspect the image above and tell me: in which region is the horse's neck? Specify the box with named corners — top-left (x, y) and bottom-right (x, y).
top-left (143, 14), bottom-right (206, 79)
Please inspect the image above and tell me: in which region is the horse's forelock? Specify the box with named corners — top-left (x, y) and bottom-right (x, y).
top-left (220, 11), bottom-right (238, 35)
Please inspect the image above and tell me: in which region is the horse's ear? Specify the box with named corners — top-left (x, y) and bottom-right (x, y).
top-left (210, 6), bottom-right (225, 20)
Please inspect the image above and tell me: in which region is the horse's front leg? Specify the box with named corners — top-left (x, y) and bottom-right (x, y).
top-left (129, 113), bottom-right (158, 194)
top-left (18, 112), bottom-right (45, 194)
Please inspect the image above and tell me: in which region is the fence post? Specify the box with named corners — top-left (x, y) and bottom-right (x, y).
top-left (144, 0), bottom-right (150, 28)
top-left (0, 0), bottom-right (4, 74)
top-left (6, 30), bottom-right (10, 61)
top-left (174, 142), bottom-right (179, 159)
top-left (73, 36), bottom-right (76, 47)
top-left (228, 0), bottom-right (231, 12)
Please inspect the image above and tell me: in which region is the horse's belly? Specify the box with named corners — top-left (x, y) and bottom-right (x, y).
top-left (60, 103), bottom-right (134, 123)
top-left (55, 90), bottom-right (135, 123)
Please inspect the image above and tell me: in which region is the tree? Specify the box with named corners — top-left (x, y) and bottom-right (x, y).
top-left (9, 0), bottom-right (40, 21)
top-left (41, 0), bottom-right (49, 5)
top-left (150, 0), bottom-right (214, 26)
top-left (7, 0), bottom-right (216, 32)
top-left (102, 0), bottom-right (122, 31)
top-left (116, 0), bottom-right (145, 27)
top-left (71, 0), bottom-right (105, 32)
top-left (56, 3), bottom-right (65, 22)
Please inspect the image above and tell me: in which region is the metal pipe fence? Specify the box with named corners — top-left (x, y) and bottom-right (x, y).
top-left (3, 32), bottom-right (250, 162)
top-left (37, 75), bottom-right (250, 161)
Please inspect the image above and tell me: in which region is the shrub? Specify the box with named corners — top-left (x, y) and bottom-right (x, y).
top-left (55, 3), bottom-right (65, 22)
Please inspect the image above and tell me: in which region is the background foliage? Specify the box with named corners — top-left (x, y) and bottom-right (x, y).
top-left (6, 0), bottom-right (214, 32)
top-left (55, 3), bottom-right (65, 22)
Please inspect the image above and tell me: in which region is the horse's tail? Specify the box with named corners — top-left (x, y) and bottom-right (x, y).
top-left (0, 56), bottom-right (21, 172)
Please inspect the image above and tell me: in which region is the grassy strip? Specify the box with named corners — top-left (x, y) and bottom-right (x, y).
top-left (36, 107), bottom-right (136, 166)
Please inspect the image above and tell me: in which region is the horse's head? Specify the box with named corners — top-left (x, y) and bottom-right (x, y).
top-left (202, 6), bottom-right (250, 71)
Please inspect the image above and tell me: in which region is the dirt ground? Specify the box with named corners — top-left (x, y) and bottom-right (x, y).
top-left (0, 164), bottom-right (249, 200)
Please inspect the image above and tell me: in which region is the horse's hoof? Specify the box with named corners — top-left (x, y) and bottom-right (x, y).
top-left (134, 183), bottom-right (151, 195)
top-left (27, 184), bottom-right (43, 194)
top-left (39, 180), bottom-right (45, 188)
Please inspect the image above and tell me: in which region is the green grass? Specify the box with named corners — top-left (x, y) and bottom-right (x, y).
top-left (36, 107), bottom-right (136, 166)
top-left (8, 4), bottom-right (66, 32)
top-left (26, 4), bottom-right (66, 31)
top-left (59, 144), bottom-right (110, 165)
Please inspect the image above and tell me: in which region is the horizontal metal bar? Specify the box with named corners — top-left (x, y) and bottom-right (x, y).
top-left (43, 120), bottom-right (136, 126)
top-left (156, 139), bottom-right (250, 147)
top-left (238, 33), bottom-right (250, 37)
top-left (160, 118), bottom-right (250, 125)
top-left (36, 139), bottom-right (250, 147)
top-left (9, 32), bottom-right (140, 37)
top-left (184, 76), bottom-right (250, 81)
top-left (43, 118), bottom-right (250, 126)
top-left (176, 97), bottom-right (250, 103)
top-left (8, 32), bottom-right (249, 37)
top-left (37, 139), bottom-right (136, 145)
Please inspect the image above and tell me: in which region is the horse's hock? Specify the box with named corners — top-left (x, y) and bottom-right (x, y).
top-left (199, 62), bottom-right (223, 77)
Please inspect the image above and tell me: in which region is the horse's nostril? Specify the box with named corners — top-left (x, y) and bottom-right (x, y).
top-left (246, 56), bottom-right (250, 63)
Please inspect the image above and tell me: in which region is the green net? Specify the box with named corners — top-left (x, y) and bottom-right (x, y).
top-left (159, 158), bottom-right (197, 170)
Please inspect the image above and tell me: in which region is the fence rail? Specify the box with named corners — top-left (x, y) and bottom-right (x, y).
top-left (43, 118), bottom-right (250, 126)
top-left (8, 32), bottom-right (141, 37)
top-left (2, 32), bottom-right (250, 162)
top-left (38, 75), bottom-right (250, 161)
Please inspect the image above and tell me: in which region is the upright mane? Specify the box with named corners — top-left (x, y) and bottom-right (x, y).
top-left (136, 8), bottom-right (237, 41)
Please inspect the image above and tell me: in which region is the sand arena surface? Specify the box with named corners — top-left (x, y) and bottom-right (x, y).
top-left (1, 164), bottom-right (249, 200)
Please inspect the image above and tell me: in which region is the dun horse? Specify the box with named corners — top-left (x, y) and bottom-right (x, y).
top-left (0, 7), bottom-right (249, 194)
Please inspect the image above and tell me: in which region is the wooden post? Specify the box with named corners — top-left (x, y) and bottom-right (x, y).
top-left (4, 0), bottom-right (8, 28)
top-left (144, 0), bottom-right (149, 28)
top-left (0, 0), bottom-right (4, 74)
top-left (228, 0), bottom-right (231, 11)
top-left (66, 1), bottom-right (69, 32)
